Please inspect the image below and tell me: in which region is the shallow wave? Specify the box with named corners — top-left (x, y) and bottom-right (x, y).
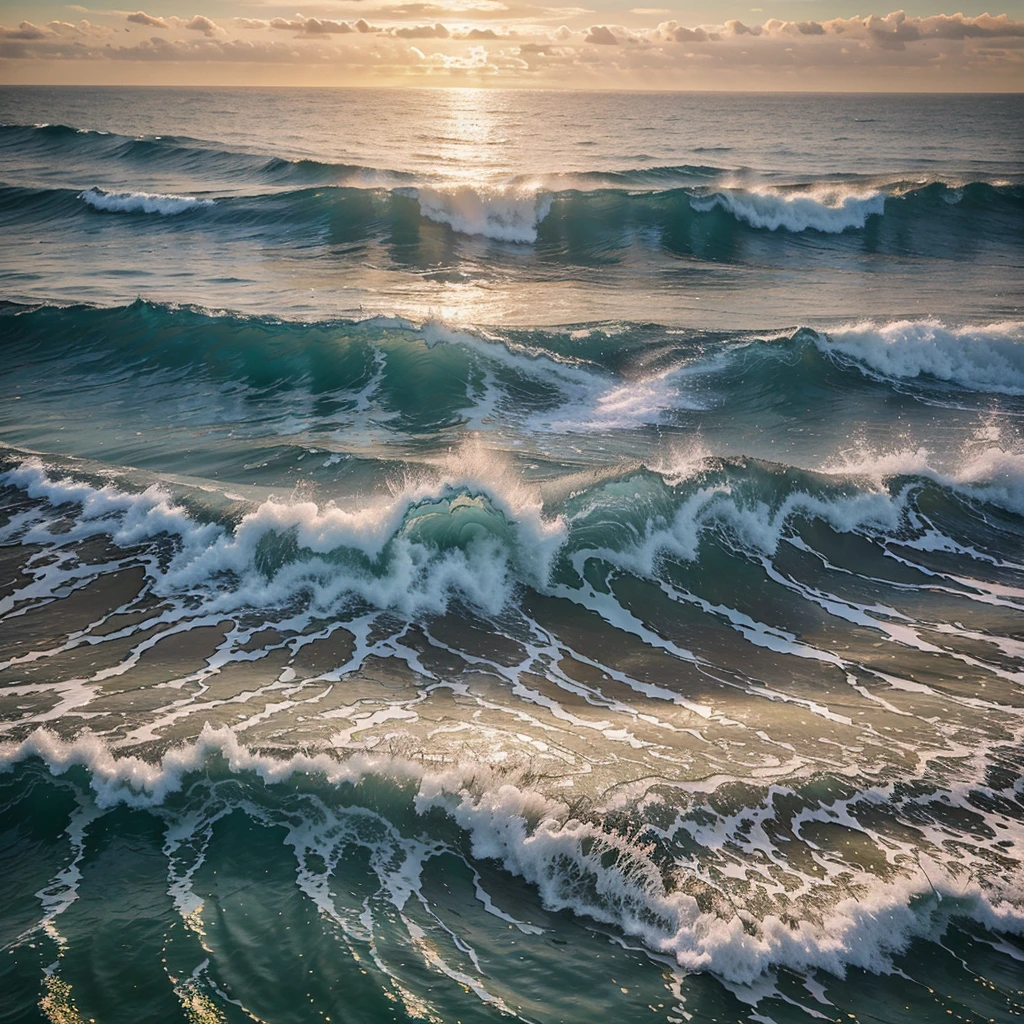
top-left (78, 187), bottom-right (214, 216)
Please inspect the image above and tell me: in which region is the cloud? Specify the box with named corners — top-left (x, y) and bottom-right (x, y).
top-left (351, 2), bottom-right (585, 22)
top-left (126, 11), bottom-right (167, 29)
top-left (181, 15), bottom-right (218, 37)
top-left (1, 20), bottom-right (49, 40)
top-left (2, 8), bottom-right (1023, 89)
top-left (658, 23), bottom-right (708, 43)
top-left (394, 22), bottom-right (449, 37)
top-left (246, 15), bottom-right (373, 35)
top-left (584, 25), bottom-right (619, 45)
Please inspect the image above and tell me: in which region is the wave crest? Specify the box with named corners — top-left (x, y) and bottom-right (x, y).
top-left (412, 186), bottom-right (553, 243)
top-left (817, 319), bottom-right (1024, 395)
top-left (4, 726), bottom-right (1022, 987)
top-left (2, 450), bottom-right (566, 619)
top-left (691, 186), bottom-right (886, 233)
top-left (79, 187), bottom-right (214, 216)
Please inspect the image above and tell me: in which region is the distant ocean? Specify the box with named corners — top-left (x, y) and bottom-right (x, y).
top-left (1, 87), bottom-right (1022, 1024)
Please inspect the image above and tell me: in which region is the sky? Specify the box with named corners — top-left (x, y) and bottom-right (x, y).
top-left (1, 1), bottom-right (1023, 88)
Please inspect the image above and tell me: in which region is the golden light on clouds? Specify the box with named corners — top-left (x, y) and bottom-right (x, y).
top-left (1, 7), bottom-right (1023, 88)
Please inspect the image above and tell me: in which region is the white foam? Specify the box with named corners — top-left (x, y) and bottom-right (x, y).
top-left (691, 186), bottom-right (885, 233)
top-left (540, 366), bottom-right (707, 432)
top-left (817, 319), bottom-right (1024, 395)
top-left (416, 319), bottom-right (687, 432)
top-left (414, 186), bottom-right (552, 243)
top-left (79, 188), bottom-right (214, 216)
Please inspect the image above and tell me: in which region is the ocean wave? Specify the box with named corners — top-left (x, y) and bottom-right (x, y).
top-left (1, 450), bottom-right (566, 620)
top-left (1, 178), bottom-right (1021, 262)
top-left (823, 444), bottom-right (1024, 518)
top-left (815, 319), bottom-right (1024, 395)
top-left (412, 187), bottom-right (554, 243)
top-left (690, 186), bottom-right (886, 233)
top-left (79, 187), bottom-right (214, 216)
top-left (3, 441), bottom-right (1019, 633)
top-left (2, 726), bottom-right (1022, 987)
top-left (0, 121), bottom-right (417, 190)
top-left (4, 304), bottom-right (1023, 447)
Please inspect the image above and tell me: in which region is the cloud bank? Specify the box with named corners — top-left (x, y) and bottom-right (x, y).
top-left (1, 9), bottom-right (1022, 88)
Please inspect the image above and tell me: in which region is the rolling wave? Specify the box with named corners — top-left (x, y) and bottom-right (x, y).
top-left (4, 302), bottom-right (1021, 414)
top-left (689, 186), bottom-right (886, 233)
top-left (0, 121), bottom-right (418, 189)
top-left (3, 122), bottom-right (1023, 248)
top-left (818, 319), bottom-right (1024, 395)
top-left (1, 180), bottom-right (1020, 259)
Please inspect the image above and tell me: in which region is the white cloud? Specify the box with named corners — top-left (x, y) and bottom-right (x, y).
top-left (126, 11), bottom-right (168, 29)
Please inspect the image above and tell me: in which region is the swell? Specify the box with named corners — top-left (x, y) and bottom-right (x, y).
top-left (1, 181), bottom-right (1021, 261)
top-left (4, 301), bottom-right (1023, 407)
top-left (3, 115), bottom-right (1023, 245)
top-left (0, 122), bottom-right (740, 191)
top-left (0, 121), bottom-right (417, 189)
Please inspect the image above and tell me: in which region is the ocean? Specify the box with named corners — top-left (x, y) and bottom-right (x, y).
top-left (0, 86), bottom-right (1022, 1024)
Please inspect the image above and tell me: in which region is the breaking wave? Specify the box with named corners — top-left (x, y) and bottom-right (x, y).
top-left (690, 186), bottom-right (886, 233)
top-left (816, 319), bottom-right (1024, 395)
top-left (2, 437), bottom-right (1020, 634)
top-left (2, 727), bottom-right (1022, 987)
top-left (79, 187), bottom-right (214, 215)
top-left (412, 186), bottom-right (554, 243)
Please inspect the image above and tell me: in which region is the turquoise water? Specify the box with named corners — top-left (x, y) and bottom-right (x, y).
top-left (0, 87), bottom-right (1022, 1023)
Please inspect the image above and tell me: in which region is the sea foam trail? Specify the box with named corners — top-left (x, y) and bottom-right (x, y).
top-left (691, 186), bottom-right (885, 232)
top-left (817, 319), bottom-right (1024, 395)
top-left (412, 187), bottom-right (553, 243)
top-left (3, 726), bottom-right (1023, 988)
top-left (79, 187), bottom-right (214, 216)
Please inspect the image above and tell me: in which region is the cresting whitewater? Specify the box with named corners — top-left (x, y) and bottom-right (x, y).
top-left (0, 88), bottom-right (1022, 1024)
